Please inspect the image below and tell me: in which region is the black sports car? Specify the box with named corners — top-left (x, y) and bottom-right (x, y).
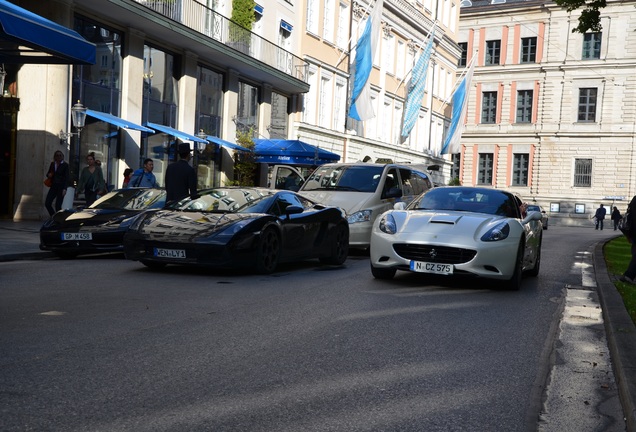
top-left (40, 188), bottom-right (166, 258)
top-left (123, 187), bottom-right (350, 274)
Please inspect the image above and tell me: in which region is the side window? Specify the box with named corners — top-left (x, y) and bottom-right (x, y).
top-left (398, 168), bottom-right (415, 196)
top-left (383, 168), bottom-right (399, 195)
top-left (410, 171), bottom-right (432, 195)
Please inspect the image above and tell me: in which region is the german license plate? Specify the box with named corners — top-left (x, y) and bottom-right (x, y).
top-left (154, 248), bottom-right (186, 259)
top-left (410, 261), bottom-right (453, 275)
top-left (62, 232), bottom-right (92, 241)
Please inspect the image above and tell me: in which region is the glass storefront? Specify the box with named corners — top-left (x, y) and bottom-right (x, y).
top-left (72, 16), bottom-right (122, 190)
top-left (142, 45), bottom-right (178, 186)
top-left (196, 65), bottom-right (223, 188)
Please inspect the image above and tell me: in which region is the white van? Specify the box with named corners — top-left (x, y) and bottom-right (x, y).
top-left (298, 163), bottom-right (433, 249)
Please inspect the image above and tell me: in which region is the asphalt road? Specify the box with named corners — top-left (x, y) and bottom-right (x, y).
top-left (0, 227), bottom-right (626, 431)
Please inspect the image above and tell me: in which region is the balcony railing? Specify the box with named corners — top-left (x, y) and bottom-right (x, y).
top-left (134, 0), bottom-right (308, 82)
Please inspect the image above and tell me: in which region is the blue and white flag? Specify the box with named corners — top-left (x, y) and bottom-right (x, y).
top-left (348, 0), bottom-right (384, 121)
top-left (440, 58), bottom-right (475, 155)
top-left (401, 31), bottom-right (435, 138)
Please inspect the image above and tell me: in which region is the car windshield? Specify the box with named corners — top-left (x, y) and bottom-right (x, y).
top-left (527, 205), bottom-right (541, 212)
top-left (90, 188), bottom-right (166, 210)
top-left (168, 187), bottom-right (277, 213)
top-left (408, 187), bottom-right (520, 218)
top-left (301, 165), bottom-right (384, 192)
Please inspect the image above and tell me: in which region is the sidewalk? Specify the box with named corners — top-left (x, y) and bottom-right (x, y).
top-left (0, 219), bottom-right (634, 430)
top-left (0, 219), bottom-right (54, 261)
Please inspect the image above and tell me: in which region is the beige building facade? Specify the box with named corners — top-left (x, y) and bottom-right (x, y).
top-left (291, 0), bottom-right (461, 186)
top-left (457, 0), bottom-right (636, 225)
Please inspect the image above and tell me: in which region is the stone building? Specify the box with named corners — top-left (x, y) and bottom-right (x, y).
top-left (457, 0), bottom-right (636, 225)
top-left (2, 0), bottom-right (308, 220)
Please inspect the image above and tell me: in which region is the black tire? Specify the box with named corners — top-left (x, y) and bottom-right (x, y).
top-left (320, 223), bottom-right (349, 265)
top-left (141, 260), bottom-right (167, 270)
top-left (543, 220), bottom-right (548, 230)
top-left (256, 227), bottom-right (280, 274)
top-left (526, 237), bottom-right (542, 277)
top-left (505, 241), bottom-right (524, 290)
top-left (370, 263), bottom-right (396, 280)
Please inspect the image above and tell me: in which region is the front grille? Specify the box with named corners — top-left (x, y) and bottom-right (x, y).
top-left (393, 243), bottom-right (476, 264)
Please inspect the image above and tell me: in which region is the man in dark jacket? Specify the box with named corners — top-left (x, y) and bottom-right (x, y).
top-left (620, 196), bottom-right (636, 284)
top-left (165, 142), bottom-right (197, 202)
top-left (45, 150), bottom-right (70, 215)
top-left (594, 203), bottom-right (607, 230)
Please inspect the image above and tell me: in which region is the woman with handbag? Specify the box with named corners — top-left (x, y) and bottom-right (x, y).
top-left (76, 152), bottom-right (105, 207)
top-left (44, 151), bottom-right (69, 216)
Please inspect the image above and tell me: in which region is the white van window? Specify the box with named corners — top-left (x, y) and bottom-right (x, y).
top-left (302, 165), bottom-right (384, 192)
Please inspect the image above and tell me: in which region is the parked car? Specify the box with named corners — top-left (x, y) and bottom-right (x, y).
top-left (123, 187), bottom-right (349, 274)
top-left (39, 188), bottom-right (166, 258)
top-left (526, 204), bottom-right (548, 229)
top-left (298, 163), bottom-right (433, 249)
top-left (369, 186), bottom-right (543, 290)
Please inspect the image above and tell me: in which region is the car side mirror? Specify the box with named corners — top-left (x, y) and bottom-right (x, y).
top-left (285, 205), bottom-right (304, 217)
top-left (394, 202), bottom-right (407, 210)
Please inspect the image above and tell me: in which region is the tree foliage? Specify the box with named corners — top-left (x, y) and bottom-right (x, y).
top-left (231, 0), bottom-right (256, 30)
top-left (229, 128), bottom-right (257, 186)
top-left (553, 0), bottom-right (607, 33)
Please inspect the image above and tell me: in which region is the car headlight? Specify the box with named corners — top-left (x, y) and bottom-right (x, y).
top-left (379, 213), bottom-right (397, 234)
top-left (347, 210), bottom-right (372, 224)
top-left (480, 221), bottom-right (510, 242)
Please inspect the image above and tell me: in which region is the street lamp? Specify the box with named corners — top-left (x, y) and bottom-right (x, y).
top-left (195, 129), bottom-right (208, 154)
top-left (59, 101), bottom-right (87, 190)
top-left (59, 101), bottom-right (87, 143)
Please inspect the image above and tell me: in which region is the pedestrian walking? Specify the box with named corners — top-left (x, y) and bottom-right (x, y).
top-left (165, 142), bottom-right (197, 202)
top-left (620, 196), bottom-right (636, 284)
top-left (611, 206), bottom-right (622, 231)
top-left (122, 168), bottom-right (133, 188)
top-left (594, 204), bottom-right (607, 230)
top-left (76, 152), bottom-right (105, 207)
top-left (127, 158), bottom-right (160, 188)
top-left (44, 150), bottom-right (70, 216)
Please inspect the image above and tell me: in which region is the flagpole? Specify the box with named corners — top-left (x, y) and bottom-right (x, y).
top-left (335, 1), bottom-right (373, 70)
top-left (440, 53), bottom-right (477, 111)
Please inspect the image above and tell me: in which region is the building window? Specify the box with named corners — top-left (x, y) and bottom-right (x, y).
top-left (478, 153), bottom-right (493, 185)
top-left (574, 158), bottom-right (592, 187)
top-left (578, 88), bottom-right (597, 122)
top-left (481, 91), bottom-right (497, 124)
top-left (516, 90), bottom-right (533, 123)
top-left (237, 81), bottom-right (259, 135)
top-left (485, 40), bottom-right (500, 65)
top-left (582, 32), bottom-right (601, 60)
top-left (451, 153), bottom-right (461, 182)
top-left (520, 37), bottom-right (537, 63)
top-left (269, 92), bottom-right (288, 139)
top-left (196, 65), bottom-right (223, 139)
top-left (458, 42), bottom-right (467, 67)
top-left (306, 2), bottom-right (319, 34)
top-left (323, 0), bottom-right (335, 42)
top-left (512, 153), bottom-right (529, 186)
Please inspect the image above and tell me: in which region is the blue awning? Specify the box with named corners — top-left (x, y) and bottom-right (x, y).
top-left (254, 4), bottom-right (264, 15)
top-left (0, 0), bottom-right (95, 65)
top-left (253, 139), bottom-right (340, 166)
top-left (280, 20), bottom-right (293, 33)
top-left (86, 109), bottom-right (155, 133)
top-left (145, 122), bottom-right (208, 143)
top-left (206, 136), bottom-right (251, 152)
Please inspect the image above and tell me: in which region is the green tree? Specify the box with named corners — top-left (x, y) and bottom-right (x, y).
top-left (231, 0), bottom-right (256, 30)
top-left (554, 0), bottom-right (606, 33)
top-left (229, 128), bottom-right (257, 186)
top-left (228, 0), bottom-right (255, 48)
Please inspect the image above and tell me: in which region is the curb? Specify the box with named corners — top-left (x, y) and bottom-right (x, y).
top-left (0, 252), bottom-right (55, 262)
top-left (594, 241), bottom-right (636, 432)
